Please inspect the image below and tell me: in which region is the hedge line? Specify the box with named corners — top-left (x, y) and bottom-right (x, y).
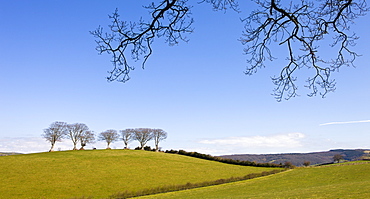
top-left (165, 149), bottom-right (283, 168)
top-left (110, 169), bottom-right (284, 199)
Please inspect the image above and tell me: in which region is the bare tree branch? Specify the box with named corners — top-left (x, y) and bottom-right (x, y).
top-left (92, 0), bottom-right (368, 101)
top-left (199, 0), bottom-right (241, 12)
top-left (42, 121), bottom-right (68, 152)
top-left (152, 129), bottom-right (168, 152)
top-left (133, 128), bottom-right (154, 150)
top-left (79, 130), bottom-right (95, 150)
top-left (91, 0), bottom-right (193, 82)
top-left (242, 0), bottom-right (368, 101)
top-left (99, 129), bottom-right (119, 149)
top-left (67, 123), bottom-right (89, 150)
top-left (120, 129), bottom-right (135, 149)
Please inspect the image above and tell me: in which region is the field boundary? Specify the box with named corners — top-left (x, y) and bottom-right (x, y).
top-left (165, 149), bottom-right (284, 168)
top-left (316, 160), bottom-right (370, 168)
top-left (109, 169), bottom-right (286, 199)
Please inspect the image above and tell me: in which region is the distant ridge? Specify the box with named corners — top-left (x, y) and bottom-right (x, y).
top-left (219, 149), bottom-right (370, 166)
top-left (0, 152), bottom-right (22, 156)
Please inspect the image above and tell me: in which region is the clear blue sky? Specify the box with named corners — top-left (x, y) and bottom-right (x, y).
top-left (1, 0), bottom-right (369, 155)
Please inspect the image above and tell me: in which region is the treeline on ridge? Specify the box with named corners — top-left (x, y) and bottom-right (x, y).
top-left (42, 121), bottom-right (167, 152)
top-left (165, 149), bottom-right (284, 168)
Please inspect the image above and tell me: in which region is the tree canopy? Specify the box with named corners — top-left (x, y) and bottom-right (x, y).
top-left (133, 128), bottom-right (154, 150)
top-left (152, 129), bottom-right (168, 152)
top-left (67, 123), bottom-right (90, 150)
top-left (42, 121), bottom-right (68, 152)
top-left (99, 129), bottom-right (120, 149)
top-left (120, 129), bottom-right (135, 149)
top-left (79, 130), bottom-right (95, 150)
top-left (91, 0), bottom-right (368, 101)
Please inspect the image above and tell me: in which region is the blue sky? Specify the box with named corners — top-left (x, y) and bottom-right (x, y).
top-left (0, 0), bottom-right (369, 155)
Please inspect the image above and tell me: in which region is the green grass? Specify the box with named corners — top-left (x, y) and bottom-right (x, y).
top-left (137, 162), bottom-right (370, 199)
top-left (0, 150), bottom-right (280, 199)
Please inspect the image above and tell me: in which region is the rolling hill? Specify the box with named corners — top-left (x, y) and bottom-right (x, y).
top-left (2, 149), bottom-right (369, 198)
top-left (0, 149), bottom-right (280, 199)
top-left (137, 161), bottom-right (370, 199)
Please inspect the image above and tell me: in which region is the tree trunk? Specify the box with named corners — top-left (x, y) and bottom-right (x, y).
top-left (49, 143), bottom-right (55, 152)
top-left (73, 143), bottom-right (78, 150)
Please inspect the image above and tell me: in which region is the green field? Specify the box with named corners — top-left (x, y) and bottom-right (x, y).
top-left (138, 162), bottom-right (370, 199)
top-left (0, 150), bottom-right (279, 199)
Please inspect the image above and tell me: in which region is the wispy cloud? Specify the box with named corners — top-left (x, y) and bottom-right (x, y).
top-left (0, 137), bottom-right (122, 153)
top-left (320, 120), bottom-right (370, 126)
top-left (0, 137), bottom-right (50, 153)
top-left (199, 133), bottom-right (305, 148)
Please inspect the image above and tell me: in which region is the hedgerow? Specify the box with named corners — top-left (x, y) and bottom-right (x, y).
top-left (110, 169), bottom-right (283, 199)
top-left (165, 149), bottom-right (283, 168)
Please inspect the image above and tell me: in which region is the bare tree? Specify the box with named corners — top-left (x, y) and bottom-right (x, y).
top-left (133, 128), bottom-right (153, 150)
top-left (91, 0), bottom-right (368, 101)
top-left (42, 121), bottom-right (68, 152)
top-left (120, 129), bottom-right (134, 149)
top-left (99, 129), bottom-right (119, 149)
top-left (66, 123), bottom-right (89, 150)
top-left (303, 161), bottom-right (311, 167)
top-left (284, 161), bottom-right (296, 169)
top-left (79, 130), bottom-right (95, 150)
top-left (333, 154), bottom-right (344, 163)
top-left (152, 129), bottom-right (167, 152)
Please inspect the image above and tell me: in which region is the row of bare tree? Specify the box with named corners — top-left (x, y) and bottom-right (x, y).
top-left (100, 128), bottom-right (167, 151)
top-left (42, 121), bottom-right (167, 152)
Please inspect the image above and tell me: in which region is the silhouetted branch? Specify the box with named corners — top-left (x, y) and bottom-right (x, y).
top-left (91, 0), bottom-right (193, 82)
top-left (92, 0), bottom-right (368, 101)
top-left (242, 0), bottom-right (368, 101)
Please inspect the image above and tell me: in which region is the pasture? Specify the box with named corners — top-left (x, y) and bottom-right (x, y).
top-left (0, 150), bottom-right (280, 198)
top-left (138, 161), bottom-right (370, 198)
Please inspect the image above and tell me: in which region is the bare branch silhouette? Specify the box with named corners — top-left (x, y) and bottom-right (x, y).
top-left (91, 0), bottom-right (193, 82)
top-left (92, 0), bottom-right (368, 101)
top-left (242, 0), bottom-right (368, 101)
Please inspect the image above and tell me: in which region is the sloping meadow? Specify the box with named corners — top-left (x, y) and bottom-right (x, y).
top-left (0, 150), bottom-right (282, 199)
top-left (137, 161), bottom-right (370, 199)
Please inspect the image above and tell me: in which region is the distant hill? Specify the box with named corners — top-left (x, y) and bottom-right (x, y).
top-left (219, 149), bottom-right (370, 166)
top-left (0, 152), bottom-right (22, 156)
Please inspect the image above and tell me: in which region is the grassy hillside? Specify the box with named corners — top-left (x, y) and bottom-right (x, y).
top-left (0, 150), bottom-right (280, 199)
top-left (138, 161), bottom-right (370, 199)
